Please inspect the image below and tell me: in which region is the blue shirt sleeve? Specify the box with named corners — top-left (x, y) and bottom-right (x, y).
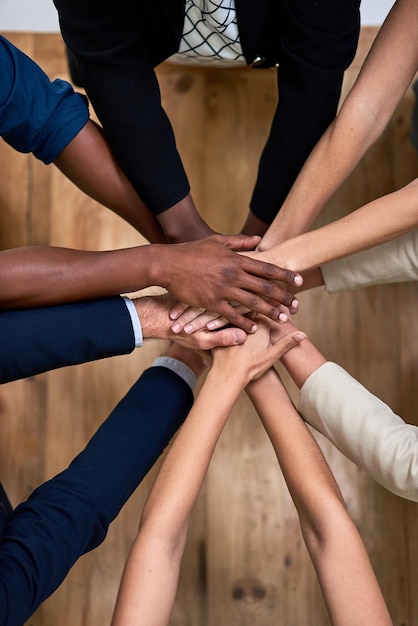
top-left (0, 35), bottom-right (89, 164)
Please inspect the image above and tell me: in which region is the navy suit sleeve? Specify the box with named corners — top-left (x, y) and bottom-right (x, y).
top-left (54, 0), bottom-right (190, 215)
top-left (0, 297), bottom-right (135, 384)
top-left (250, 0), bottom-right (361, 223)
top-left (0, 365), bottom-right (193, 626)
top-left (0, 35), bottom-right (89, 164)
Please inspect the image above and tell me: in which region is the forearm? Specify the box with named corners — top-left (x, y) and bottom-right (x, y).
top-left (112, 368), bottom-right (245, 625)
top-left (260, 0), bottom-right (418, 247)
top-left (139, 368), bottom-right (243, 544)
top-left (256, 178), bottom-right (418, 273)
top-left (54, 121), bottom-right (166, 243)
top-left (308, 514), bottom-right (393, 626)
top-left (247, 369), bottom-right (344, 533)
top-left (55, 122), bottom-right (210, 244)
top-left (247, 370), bottom-right (392, 626)
top-left (0, 245), bottom-right (162, 309)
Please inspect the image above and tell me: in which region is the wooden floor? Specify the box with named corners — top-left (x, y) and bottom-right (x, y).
top-left (1, 30), bottom-right (418, 625)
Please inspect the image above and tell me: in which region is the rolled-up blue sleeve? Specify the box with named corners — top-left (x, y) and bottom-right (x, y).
top-left (0, 35), bottom-right (89, 163)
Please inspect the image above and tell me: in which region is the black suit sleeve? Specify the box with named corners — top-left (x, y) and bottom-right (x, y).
top-left (54, 0), bottom-right (190, 215)
top-left (0, 297), bottom-right (135, 384)
top-left (250, 0), bottom-right (361, 223)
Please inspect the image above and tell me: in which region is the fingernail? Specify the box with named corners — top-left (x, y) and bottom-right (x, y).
top-left (234, 331), bottom-right (246, 344)
top-left (291, 298), bottom-right (298, 308)
top-left (170, 311), bottom-right (179, 320)
top-left (171, 323), bottom-right (181, 333)
top-left (184, 324), bottom-right (193, 334)
top-left (294, 275), bottom-right (303, 286)
top-left (207, 322), bottom-right (216, 330)
top-left (294, 332), bottom-right (307, 342)
top-left (250, 324), bottom-right (257, 333)
top-left (279, 312), bottom-right (288, 322)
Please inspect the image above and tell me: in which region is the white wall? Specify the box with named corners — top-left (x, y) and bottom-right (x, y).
top-left (0, 0), bottom-right (395, 32)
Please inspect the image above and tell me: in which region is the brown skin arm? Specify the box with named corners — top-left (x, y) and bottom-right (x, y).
top-left (54, 120), bottom-right (166, 243)
top-left (0, 235), bottom-right (301, 334)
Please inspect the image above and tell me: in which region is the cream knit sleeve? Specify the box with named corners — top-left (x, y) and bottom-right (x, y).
top-left (321, 230), bottom-right (418, 293)
top-left (299, 362), bottom-right (418, 501)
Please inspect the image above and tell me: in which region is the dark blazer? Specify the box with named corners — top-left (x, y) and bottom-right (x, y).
top-left (0, 297), bottom-right (135, 384)
top-left (54, 0), bottom-right (360, 222)
top-left (0, 296), bottom-right (193, 626)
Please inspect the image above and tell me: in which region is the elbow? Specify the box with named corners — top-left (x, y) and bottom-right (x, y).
top-left (334, 95), bottom-right (390, 152)
top-left (298, 501), bottom-right (350, 557)
top-left (138, 516), bottom-right (189, 562)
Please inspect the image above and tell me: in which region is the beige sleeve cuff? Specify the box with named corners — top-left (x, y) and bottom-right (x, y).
top-left (321, 230), bottom-right (418, 293)
top-left (299, 362), bottom-right (418, 501)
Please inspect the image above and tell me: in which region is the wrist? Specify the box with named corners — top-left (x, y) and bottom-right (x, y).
top-left (133, 294), bottom-right (171, 340)
top-left (246, 367), bottom-right (277, 398)
top-left (209, 356), bottom-right (250, 391)
top-left (156, 194), bottom-right (213, 243)
top-left (146, 244), bottom-right (170, 288)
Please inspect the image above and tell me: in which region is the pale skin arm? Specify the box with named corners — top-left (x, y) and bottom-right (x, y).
top-left (259, 0), bottom-right (418, 248)
top-left (255, 177), bottom-right (418, 274)
top-left (111, 321), bottom-right (306, 626)
top-left (246, 368), bottom-right (392, 626)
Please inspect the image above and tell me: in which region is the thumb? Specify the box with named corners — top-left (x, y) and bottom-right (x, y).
top-left (216, 328), bottom-right (247, 347)
top-left (218, 234), bottom-right (262, 251)
top-left (276, 331), bottom-right (307, 357)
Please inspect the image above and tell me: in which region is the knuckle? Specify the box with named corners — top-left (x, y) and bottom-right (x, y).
top-left (269, 307), bottom-right (279, 319)
top-left (219, 333), bottom-right (229, 347)
top-left (282, 291), bottom-right (294, 305)
top-left (248, 296), bottom-right (260, 309)
top-left (263, 262), bottom-right (279, 277)
top-left (222, 266), bottom-right (238, 281)
top-left (263, 280), bottom-right (275, 295)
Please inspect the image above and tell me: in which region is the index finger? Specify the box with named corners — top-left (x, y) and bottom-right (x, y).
top-left (239, 256), bottom-right (303, 288)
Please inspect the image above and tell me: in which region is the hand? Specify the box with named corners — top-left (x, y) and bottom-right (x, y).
top-left (211, 315), bottom-right (306, 385)
top-left (133, 293), bottom-right (249, 350)
top-left (170, 305), bottom-right (231, 335)
top-left (159, 234), bottom-right (302, 334)
top-left (169, 298), bottom-right (297, 335)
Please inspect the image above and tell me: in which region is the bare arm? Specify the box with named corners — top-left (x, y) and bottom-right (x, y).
top-left (111, 322), bottom-right (306, 625)
top-left (56, 124), bottom-right (212, 244)
top-left (170, 173), bottom-right (418, 334)
top-left (0, 235), bottom-right (302, 333)
top-left (260, 0), bottom-right (418, 248)
top-left (54, 120), bottom-right (166, 243)
top-left (246, 368), bottom-right (392, 626)
top-left (253, 177), bottom-right (418, 274)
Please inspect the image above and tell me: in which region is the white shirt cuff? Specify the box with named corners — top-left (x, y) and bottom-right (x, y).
top-left (151, 356), bottom-right (197, 391)
top-left (122, 296), bottom-right (143, 348)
